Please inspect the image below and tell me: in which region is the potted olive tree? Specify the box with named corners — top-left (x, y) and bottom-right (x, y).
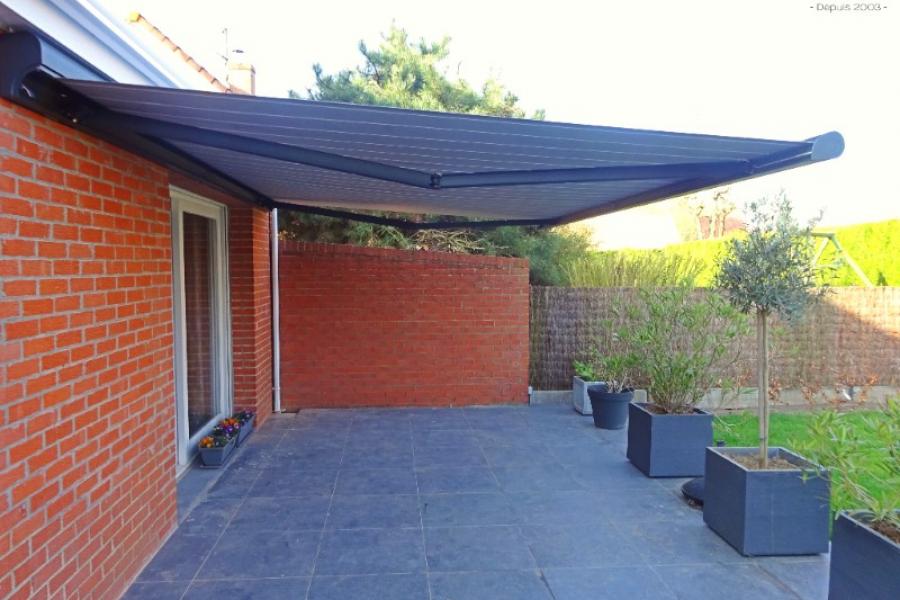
top-left (705, 195), bottom-right (831, 555)
top-left (625, 287), bottom-right (747, 477)
top-left (796, 403), bottom-right (899, 600)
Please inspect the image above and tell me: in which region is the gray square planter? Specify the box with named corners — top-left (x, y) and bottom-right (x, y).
top-left (626, 402), bottom-right (712, 477)
top-left (703, 446), bottom-right (830, 556)
top-left (828, 511), bottom-right (900, 600)
top-left (572, 376), bottom-right (603, 415)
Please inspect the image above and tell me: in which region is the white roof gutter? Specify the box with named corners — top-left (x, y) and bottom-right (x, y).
top-left (0, 0), bottom-right (191, 87)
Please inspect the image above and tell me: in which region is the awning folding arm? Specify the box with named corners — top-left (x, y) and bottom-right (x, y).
top-left (0, 30), bottom-right (845, 231)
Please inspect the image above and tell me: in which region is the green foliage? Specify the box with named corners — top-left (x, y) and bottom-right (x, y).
top-left (715, 410), bottom-right (896, 508)
top-left (606, 219), bottom-right (900, 288)
top-left (573, 346), bottom-right (637, 393)
top-left (563, 250), bottom-right (706, 287)
top-left (483, 226), bottom-right (591, 286)
top-left (572, 359), bottom-right (597, 381)
top-left (815, 219), bottom-right (900, 286)
top-left (624, 288), bottom-right (749, 414)
top-left (715, 194), bottom-right (825, 321)
top-left (297, 25), bottom-right (541, 118)
top-left (280, 212), bottom-right (590, 285)
top-left (794, 402), bottom-right (900, 531)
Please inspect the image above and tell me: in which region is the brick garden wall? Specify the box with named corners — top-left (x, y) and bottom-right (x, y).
top-left (1, 100), bottom-right (176, 599)
top-left (278, 241), bottom-right (530, 408)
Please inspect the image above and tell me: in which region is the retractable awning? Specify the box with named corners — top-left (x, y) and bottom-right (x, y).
top-left (0, 31), bottom-right (845, 229)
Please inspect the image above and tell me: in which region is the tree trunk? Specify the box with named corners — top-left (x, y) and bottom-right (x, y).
top-left (757, 310), bottom-right (769, 467)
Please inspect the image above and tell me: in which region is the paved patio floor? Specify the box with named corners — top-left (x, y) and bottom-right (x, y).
top-left (124, 403), bottom-right (829, 600)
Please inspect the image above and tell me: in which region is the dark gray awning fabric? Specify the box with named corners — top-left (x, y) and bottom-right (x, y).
top-left (61, 79), bottom-right (844, 224)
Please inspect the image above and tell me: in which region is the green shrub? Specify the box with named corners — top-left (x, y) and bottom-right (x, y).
top-left (624, 287), bottom-right (748, 414)
top-left (794, 400), bottom-right (900, 534)
top-left (563, 251), bottom-right (706, 287)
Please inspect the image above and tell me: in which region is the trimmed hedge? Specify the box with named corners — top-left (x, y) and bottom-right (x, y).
top-left (596, 219), bottom-right (898, 287)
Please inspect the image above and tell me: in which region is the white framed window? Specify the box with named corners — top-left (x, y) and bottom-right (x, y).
top-left (170, 187), bottom-right (233, 471)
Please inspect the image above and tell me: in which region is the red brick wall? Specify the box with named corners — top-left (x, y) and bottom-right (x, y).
top-left (228, 207), bottom-right (272, 423)
top-left (1, 100), bottom-right (176, 599)
top-left (278, 241), bottom-right (529, 408)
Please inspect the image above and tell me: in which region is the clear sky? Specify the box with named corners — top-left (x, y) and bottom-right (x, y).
top-left (99, 0), bottom-right (899, 229)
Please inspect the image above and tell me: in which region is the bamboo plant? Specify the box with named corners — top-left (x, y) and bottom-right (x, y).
top-left (715, 194), bottom-right (826, 466)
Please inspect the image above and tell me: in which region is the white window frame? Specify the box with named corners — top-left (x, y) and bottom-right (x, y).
top-left (170, 186), bottom-right (233, 471)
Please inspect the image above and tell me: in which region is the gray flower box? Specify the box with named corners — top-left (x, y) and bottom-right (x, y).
top-left (828, 511), bottom-right (900, 600)
top-left (235, 414), bottom-right (255, 447)
top-left (703, 446), bottom-right (830, 556)
top-left (626, 402), bottom-right (712, 477)
top-left (572, 376), bottom-right (602, 414)
top-left (198, 436), bottom-right (236, 467)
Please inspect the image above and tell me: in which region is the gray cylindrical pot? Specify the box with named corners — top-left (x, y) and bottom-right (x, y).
top-left (587, 385), bottom-right (632, 429)
top-left (626, 402), bottom-right (713, 477)
top-left (828, 511), bottom-right (900, 600)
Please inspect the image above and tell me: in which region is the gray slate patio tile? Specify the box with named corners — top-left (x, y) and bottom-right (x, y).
top-left (415, 466), bottom-right (499, 493)
top-left (564, 459), bottom-right (662, 491)
top-left (472, 428), bottom-right (537, 446)
top-left (480, 444), bottom-right (558, 466)
top-left (757, 558), bottom-right (829, 600)
top-left (464, 415), bottom-right (530, 431)
top-left (412, 428), bottom-right (479, 449)
top-left (414, 444), bottom-right (486, 467)
top-left (197, 528), bottom-right (319, 579)
top-left (326, 494), bottom-right (420, 529)
top-left (273, 445), bottom-right (344, 468)
top-left (542, 566), bottom-right (677, 600)
top-left (619, 519), bottom-right (751, 565)
top-left (421, 493), bottom-right (519, 527)
top-left (315, 528), bottom-right (425, 575)
top-left (409, 411), bottom-right (470, 430)
top-left (508, 491), bottom-right (610, 526)
top-left (230, 495), bottom-right (331, 531)
top-left (121, 581), bottom-right (188, 599)
top-left (179, 498), bottom-right (241, 535)
top-left (248, 468), bottom-right (338, 497)
top-left (228, 445), bottom-right (280, 468)
top-left (136, 532), bottom-right (214, 582)
top-left (206, 466), bottom-right (259, 499)
top-left (278, 433), bottom-right (346, 450)
top-left (342, 444), bottom-right (414, 467)
top-left (521, 522), bottom-right (644, 567)
top-left (424, 526), bottom-right (535, 572)
top-left (307, 573), bottom-right (428, 600)
top-left (654, 563), bottom-right (801, 599)
top-left (183, 577), bottom-right (309, 599)
top-left (335, 467), bottom-right (418, 495)
top-left (492, 464), bottom-right (585, 492)
top-left (429, 570), bottom-right (553, 600)
top-left (593, 486), bottom-right (697, 521)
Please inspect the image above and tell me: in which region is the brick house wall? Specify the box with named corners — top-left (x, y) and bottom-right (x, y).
top-left (1, 99), bottom-right (176, 599)
top-left (1, 102), bottom-right (274, 598)
top-left (278, 241), bottom-right (530, 408)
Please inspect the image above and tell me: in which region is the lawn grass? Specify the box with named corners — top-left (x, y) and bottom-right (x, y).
top-left (713, 410), bottom-right (889, 501)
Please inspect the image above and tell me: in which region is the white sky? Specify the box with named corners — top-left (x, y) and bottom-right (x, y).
top-left (99, 0), bottom-right (899, 228)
